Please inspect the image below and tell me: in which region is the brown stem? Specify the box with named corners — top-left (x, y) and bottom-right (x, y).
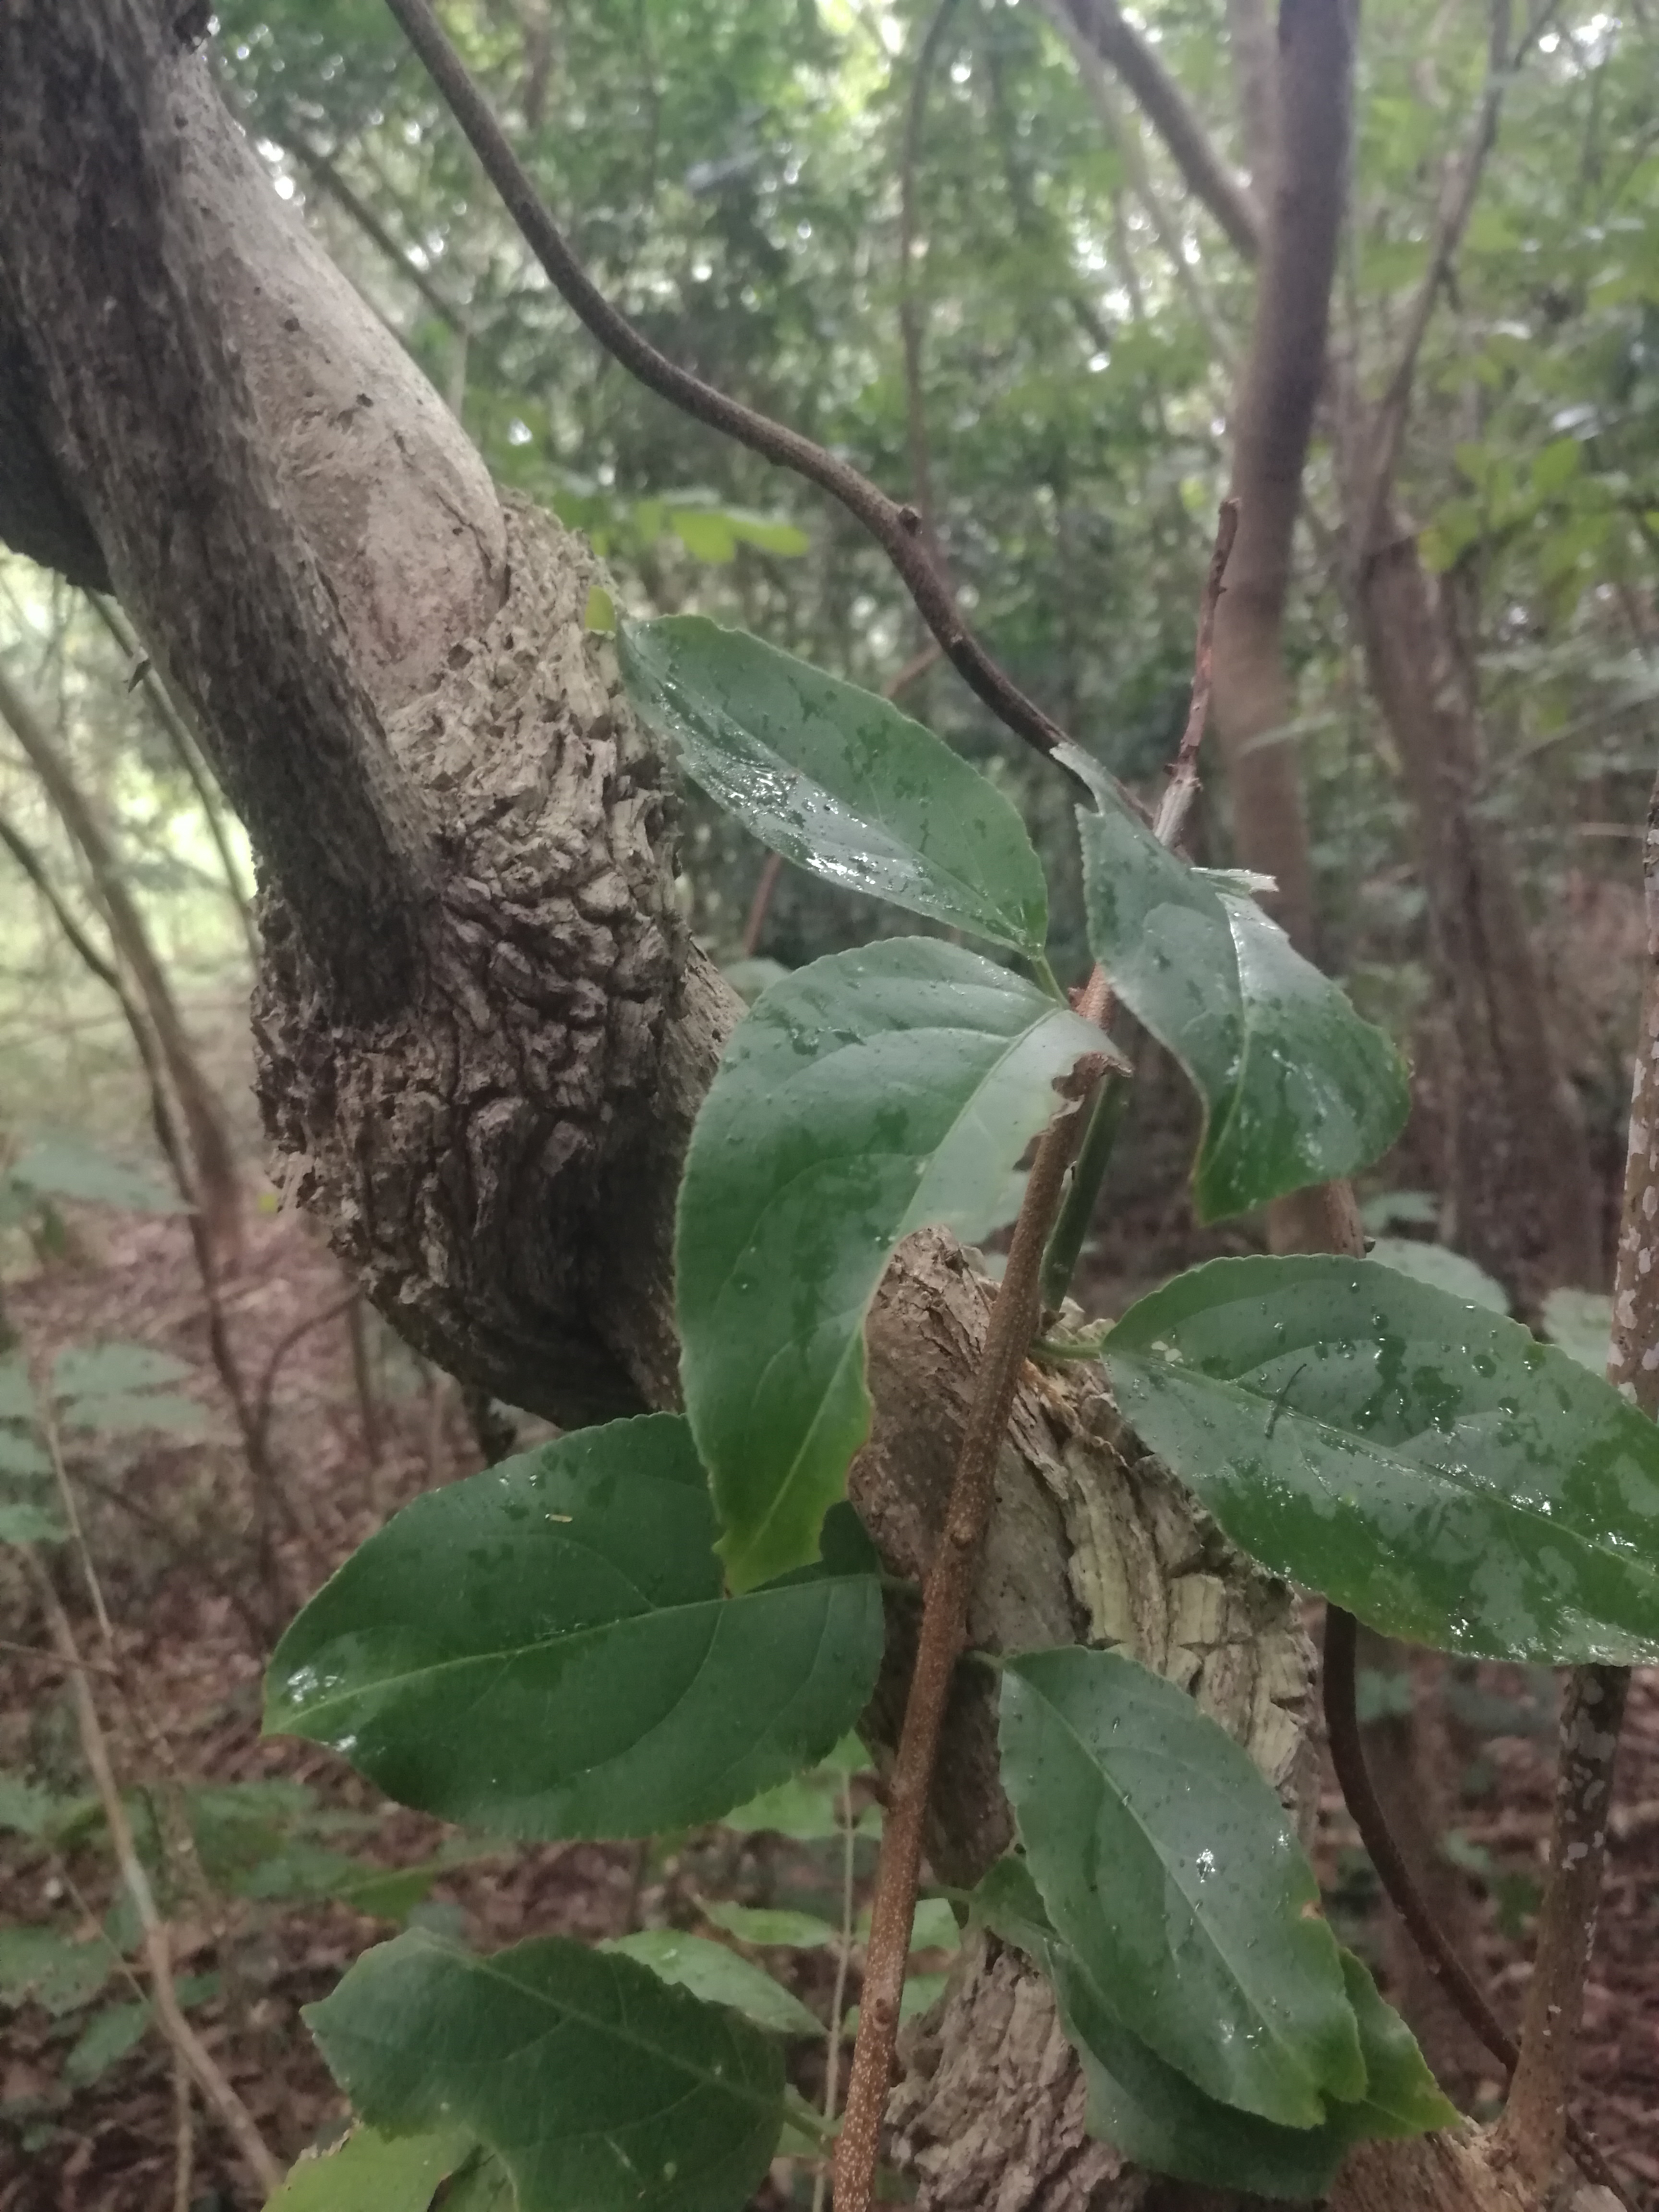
top-left (1154, 497), bottom-right (1239, 848)
top-left (833, 1054), bottom-right (1108, 2212)
top-left (381, 0), bottom-right (1094, 780)
top-left (24, 1554), bottom-right (282, 2198)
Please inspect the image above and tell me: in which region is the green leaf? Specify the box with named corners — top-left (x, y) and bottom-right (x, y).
top-left (0, 1774), bottom-right (63, 1838)
top-left (59, 1390), bottom-right (208, 1439)
top-left (63, 1999), bottom-right (150, 2085)
top-left (604, 1931), bottom-right (822, 2038)
top-left (9, 1137), bottom-right (183, 1214)
top-left (700, 1902), bottom-right (839, 1949)
top-left (307, 1930), bottom-right (785, 2212)
top-left (619, 616), bottom-right (1049, 956)
top-left (716, 1774), bottom-right (846, 1840)
top-left (671, 509), bottom-right (738, 563)
top-left (1050, 1944), bottom-right (1449, 2197)
top-left (0, 1359), bottom-right (33, 1422)
top-left (1077, 803), bottom-right (1407, 1218)
top-left (0, 1504), bottom-right (66, 1544)
top-left (1541, 1288), bottom-right (1611, 1374)
top-left (722, 508), bottom-right (811, 557)
top-left (0, 1927), bottom-right (110, 2016)
top-left (53, 1343), bottom-right (192, 1399)
top-left (441, 2150), bottom-right (518, 2212)
top-left (1000, 1648), bottom-right (1363, 2128)
top-left (679, 941), bottom-right (1105, 1588)
top-left (0, 1428), bottom-right (50, 1479)
top-left (265, 1416), bottom-right (883, 1839)
top-left (1106, 1255), bottom-right (1659, 1661)
top-left (967, 1856), bottom-right (1055, 1959)
top-left (1365, 1239), bottom-right (1508, 1313)
top-left (264, 2125), bottom-right (473, 2211)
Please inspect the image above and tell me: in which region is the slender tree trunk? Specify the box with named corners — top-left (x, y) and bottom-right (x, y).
top-left (1342, 486), bottom-right (1599, 1301)
top-left (0, 661), bottom-right (243, 1267)
top-left (1208, 0), bottom-right (1349, 962)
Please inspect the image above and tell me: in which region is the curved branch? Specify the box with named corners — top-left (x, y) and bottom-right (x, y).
top-left (1052, 0), bottom-right (1262, 261)
top-left (380, 0), bottom-right (1082, 773)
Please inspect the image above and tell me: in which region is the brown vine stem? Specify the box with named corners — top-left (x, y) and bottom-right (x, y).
top-left (833, 1047), bottom-right (1111, 2212)
top-left (381, 0), bottom-right (1096, 779)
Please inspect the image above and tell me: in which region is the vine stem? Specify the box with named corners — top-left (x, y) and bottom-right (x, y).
top-left (381, 0), bottom-right (1097, 780)
top-left (832, 1053), bottom-right (1109, 2212)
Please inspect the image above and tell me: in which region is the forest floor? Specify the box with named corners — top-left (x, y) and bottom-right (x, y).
top-left (0, 1192), bottom-right (1656, 2210)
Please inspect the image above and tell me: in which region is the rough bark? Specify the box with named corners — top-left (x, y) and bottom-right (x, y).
top-left (0, 8), bottom-right (1522, 2208)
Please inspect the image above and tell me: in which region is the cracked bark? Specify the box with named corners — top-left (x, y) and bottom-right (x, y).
top-left (0, 6), bottom-right (1590, 2206)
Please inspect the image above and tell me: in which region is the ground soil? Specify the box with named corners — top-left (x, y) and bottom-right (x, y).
top-left (1, 1190), bottom-right (1655, 2210)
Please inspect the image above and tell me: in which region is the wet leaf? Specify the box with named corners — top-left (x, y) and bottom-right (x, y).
top-left (604, 1931), bottom-right (822, 2037)
top-left (264, 2126), bottom-right (474, 2212)
top-left (1078, 803), bottom-right (1407, 1217)
top-left (1051, 1943), bottom-right (1453, 2195)
top-left (308, 1929), bottom-right (785, 2212)
top-left (1000, 1648), bottom-right (1363, 2128)
top-left (620, 617), bottom-right (1049, 955)
top-left (1106, 1255), bottom-right (1659, 1661)
top-left (678, 941), bottom-right (1105, 1588)
top-left (264, 1416), bottom-right (882, 1838)
top-left (1365, 1239), bottom-right (1508, 1313)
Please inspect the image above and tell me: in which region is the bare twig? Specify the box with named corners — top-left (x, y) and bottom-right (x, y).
top-left (1154, 497), bottom-right (1240, 846)
top-left (171, 2054), bottom-right (195, 2212)
top-left (24, 1555), bottom-right (282, 2198)
top-left (811, 1772), bottom-right (859, 2212)
top-left (251, 1288), bottom-right (360, 1453)
top-left (832, 1053), bottom-right (1109, 2212)
top-left (380, 0), bottom-right (1092, 777)
top-left (0, 1632), bottom-right (118, 1677)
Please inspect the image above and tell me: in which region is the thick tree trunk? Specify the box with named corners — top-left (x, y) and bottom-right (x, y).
top-left (0, 7), bottom-right (1587, 2207)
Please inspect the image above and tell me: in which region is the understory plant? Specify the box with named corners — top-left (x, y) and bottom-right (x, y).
top-left (255, 593), bottom-right (1659, 2210)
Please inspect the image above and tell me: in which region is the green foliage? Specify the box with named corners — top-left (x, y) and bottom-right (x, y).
top-left (1000, 1649), bottom-right (1363, 2129)
top-left (678, 939), bottom-right (1104, 1588)
top-left (264, 2126), bottom-right (473, 2211)
top-left (620, 618), bottom-right (1051, 957)
top-left (4, 1136), bottom-right (183, 1216)
top-left (1105, 1256), bottom-right (1659, 1661)
top-left (266, 1416), bottom-right (884, 1833)
top-left (1076, 796), bottom-right (1409, 1219)
top-left (307, 1930), bottom-right (788, 2212)
top-left (603, 1931), bottom-right (823, 2038)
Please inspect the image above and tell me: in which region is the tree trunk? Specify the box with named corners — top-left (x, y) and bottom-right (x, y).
top-left (0, 6), bottom-right (1576, 2206)
top-left (1208, 0), bottom-right (1349, 962)
top-left (0, 661), bottom-right (243, 1267)
top-left (1342, 489), bottom-right (1599, 1302)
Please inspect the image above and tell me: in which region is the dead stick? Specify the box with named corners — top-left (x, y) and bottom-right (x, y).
top-left (832, 1053), bottom-right (1107, 2212)
top-left (24, 1554), bottom-right (281, 2197)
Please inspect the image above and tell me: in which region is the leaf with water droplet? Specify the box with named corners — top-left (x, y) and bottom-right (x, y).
top-left (307, 1929), bottom-right (785, 2212)
top-left (1047, 1938), bottom-right (1454, 2190)
top-left (1106, 1255), bottom-right (1659, 1662)
top-left (1076, 800), bottom-right (1407, 1217)
top-left (620, 616), bottom-right (1049, 954)
top-left (679, 940), bottom-right (1108, 1589)
top-left (264, 1416), bottom-right (882, 1836)
top-left (999, 1647), bottom-right (1364, 2128)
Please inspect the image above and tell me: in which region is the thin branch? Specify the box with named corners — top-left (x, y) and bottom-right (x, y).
top-left (811, 1772), bottom-right (859, 2212)
top-left (1154, 497), bottom-right (1239, 844)
top-left (379, 0), bottom-right (1084, 775)
top-left (285, 130), bottom-right (472, 336)
top-left (24, 1555), bottom-right (282, 2199)
top-left (1051, 0), bottom-right (1261, 261)
top-left (833, 1052), bottom-right (1110, 2212)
